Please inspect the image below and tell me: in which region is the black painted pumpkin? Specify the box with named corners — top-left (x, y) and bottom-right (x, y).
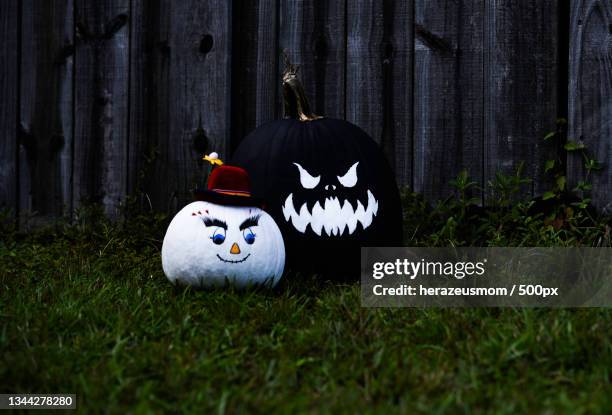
top-left (232, 62), bottom-right (402, 277)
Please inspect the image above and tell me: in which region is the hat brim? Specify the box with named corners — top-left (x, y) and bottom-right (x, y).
top-left (193, 188), bottom-right (265, 208)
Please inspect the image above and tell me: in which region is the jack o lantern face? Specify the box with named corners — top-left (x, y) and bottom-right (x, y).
top-left (282, 161), bottom-right (379, 237)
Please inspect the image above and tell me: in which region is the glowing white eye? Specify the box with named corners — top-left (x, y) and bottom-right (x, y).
top-left (293, 162), bottom-right (320, 189)
top-left (337, 162), bottom-right (359, 187)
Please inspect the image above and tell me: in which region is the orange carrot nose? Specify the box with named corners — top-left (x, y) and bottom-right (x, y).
top-left (230, 242), bottom-right (241, 255)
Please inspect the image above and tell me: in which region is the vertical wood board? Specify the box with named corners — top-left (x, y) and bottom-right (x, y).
top-left (383, 0), bottom-right (414, 187)
top-left (128, 0), bottom-right (171, 211)
top-left (279, 0), bottom-right (346, 119)
top-left (346, 0), bottom-right (384, 142)
top-left (20, 0), bottom-right (74, 220)
top-left (0, 1), bottom-right (19, 214)
top-left (568, 0), bottom-right (612, 210)
top-left (74, 0), bottom-right (130, 217)
top-left (414, 0), bottom-right (483, 201)
top-left (166, 0), bottom-right (232, 209)
top-left (230, 0), bottom-right (279, 154)
top-left (483, 1), bottom-right (559, 199)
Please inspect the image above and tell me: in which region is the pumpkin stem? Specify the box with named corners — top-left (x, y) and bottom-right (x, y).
top-left (281, 51), bottom-right (323, 122)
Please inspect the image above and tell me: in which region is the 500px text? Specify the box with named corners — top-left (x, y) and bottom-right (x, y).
top-left (373, 284), bottom-right (559, 298)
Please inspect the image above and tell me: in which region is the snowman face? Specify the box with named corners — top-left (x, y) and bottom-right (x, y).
top-left (161, 201), bottom-right (285, 288)
top-left (200, 212), bottom-right (260, 264)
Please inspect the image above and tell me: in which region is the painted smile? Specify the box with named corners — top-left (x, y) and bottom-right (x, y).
top-left (282, 190), bottom-right (379, 236)
top-left (216, 253), bottom-right (251, 264)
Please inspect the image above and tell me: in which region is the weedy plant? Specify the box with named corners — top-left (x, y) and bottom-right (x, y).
top-left (403, 119), bottom-right (610, 248)
top-left (542, 118), bottom-right (603, 206)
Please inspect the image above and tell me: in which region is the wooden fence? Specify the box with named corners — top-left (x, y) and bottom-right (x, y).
top-left (1, 0), bottom-right (611, 221)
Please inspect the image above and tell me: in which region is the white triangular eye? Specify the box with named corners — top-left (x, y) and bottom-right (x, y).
top-left (293, 162), bottom-right (320, 189)
top-left (337, 162), bottom-right (359, 187)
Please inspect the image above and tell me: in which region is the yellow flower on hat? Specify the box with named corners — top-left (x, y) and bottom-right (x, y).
top-left (203, 152), bottom-right (223, 166)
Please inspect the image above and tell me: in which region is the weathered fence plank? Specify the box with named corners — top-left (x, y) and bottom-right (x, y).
top-left (166, 0), bottom-right (232, 208)
top-left (128, 0), bottom-right (171, 211)
top-left (230, 0), bottom-right (279, 153)
top-left (74, 0), bottom-right (130, 217)
top-left (346, 0), bottom-right (384, 142)
top-left (457, 1), bottom-right (485, 202)
top-left (19, 0), bottom-right (73, 219)
top-left (413, 0), bottom-right (483, 201)
top-left (279, 0), bottom-right (346, 119)
top-left (0, 0), bottom-right (19, 214)
top-left (568, 0), bottom-right (612, 211)
top-left (346, 1), bottom-right (414, 183)
top-left (382, 0), bottom-right (414, 186)
top-left (484, 1), bottom-right (559, 199)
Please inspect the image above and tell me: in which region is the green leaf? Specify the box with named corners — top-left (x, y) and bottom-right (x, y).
top-left (571, 199), bottom-right (590, 210)
top-left (556, 118), bottom-right (568, 125)
top-left (556, 176), bottom-right (566, 191)
top-left (543, 132), bottom-right (556, 141)
top-left (542, 191), bottom-right (556, 200)
top-left (573, 181), bottom-right (592, 192)
top-left (564, 141), bottom-right (585, 151)
top-left (585, 159), bottom-right (603, 171)
top-left (544, 159), bottom-right (555, 173)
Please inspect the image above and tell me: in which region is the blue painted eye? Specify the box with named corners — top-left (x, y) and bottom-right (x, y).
top-left (243, 228), bottom-right (256, 245)
top-left (211, 228), bottom-right (226, 245)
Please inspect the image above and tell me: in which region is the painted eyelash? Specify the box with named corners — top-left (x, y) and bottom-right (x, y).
top-left (240, 215), bottom-right (261, 230)
top-left (202, 217), bottom-right (228, 229)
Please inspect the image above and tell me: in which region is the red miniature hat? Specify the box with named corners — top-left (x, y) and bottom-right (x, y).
top-left (194, 165), bottom-right (263, 207)
top-left (208, 165), bottom-right (252, 197)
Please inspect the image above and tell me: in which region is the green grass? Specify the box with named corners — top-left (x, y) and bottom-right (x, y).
top-left (2, 184), bottom-right (612, 414)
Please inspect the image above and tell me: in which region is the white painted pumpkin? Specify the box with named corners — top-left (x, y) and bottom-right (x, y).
top-left (161, 201), bottom-right (285, 288)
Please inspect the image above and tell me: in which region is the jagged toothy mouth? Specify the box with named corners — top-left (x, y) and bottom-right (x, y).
top-left (216, 253), bottom-right (251, 264)
top-left (282, 190), bottom-right (379, 236)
